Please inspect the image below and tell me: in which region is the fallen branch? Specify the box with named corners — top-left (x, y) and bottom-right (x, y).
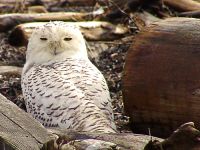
top-left (0, 4), bottom-right (15, 13)
top-left (53, 0), bottom-right (97, 6)
top-left (0, 12), bottom-right (97, 32)
top-left (48, 122), bottom-right (200, 150)
top-left (0, 66), bottom-right (22, 75)
top-left (144, 122), bottom-right (200, 150)
top-left (178, 10), bottom-right (200, 17)
top-left (0, 0), bottom-right (44, 13)
top-left (47, 128), bottom-right (162, 150)
top-left (8, 21), bottom-right (129, 46)
top-left (163, 0), bottom-right (200, 11)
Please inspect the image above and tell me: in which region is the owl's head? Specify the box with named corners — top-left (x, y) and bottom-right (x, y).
top-left (26, 21), bottom-right (88, 66)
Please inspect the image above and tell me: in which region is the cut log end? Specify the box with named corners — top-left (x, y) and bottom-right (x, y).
top-left (9, 26), bottom-right (28, 46)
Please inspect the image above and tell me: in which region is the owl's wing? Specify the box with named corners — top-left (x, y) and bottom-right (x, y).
top-left (21, 64), bottom-right (85, 128)
top-left (78, 61), bottom-right (115, 125)
top-left (22, 60), bottom-right (116, 130)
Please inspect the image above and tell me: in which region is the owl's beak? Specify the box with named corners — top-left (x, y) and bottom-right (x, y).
top-left (50, 41), bottom-right (61, 55)
top-left (53, 49), bottom-right (57, 55)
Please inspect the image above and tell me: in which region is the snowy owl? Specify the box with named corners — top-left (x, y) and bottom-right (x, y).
top-left (21, 21), bottom-right (117, 133)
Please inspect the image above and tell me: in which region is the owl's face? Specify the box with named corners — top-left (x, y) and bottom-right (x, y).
top-left (26, 22), bottom-right (88, 65)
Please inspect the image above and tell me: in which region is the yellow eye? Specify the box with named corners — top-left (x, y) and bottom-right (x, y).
top-left (64, 37), bottom-right (72, 41)
top-left (40, 37), bottom-right (47, 41)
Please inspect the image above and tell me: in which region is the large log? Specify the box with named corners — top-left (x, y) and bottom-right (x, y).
top-left (123, 17), bottom-right (200, 137)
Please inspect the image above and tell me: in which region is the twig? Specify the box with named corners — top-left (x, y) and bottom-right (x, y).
top-left (178, 10), bottom-right (200, 17)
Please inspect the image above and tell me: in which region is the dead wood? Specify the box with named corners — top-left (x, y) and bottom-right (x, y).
top-left (0, 66), bottom-right (22, 76)
top-left (47, 122), bottom-right (200, 150)
top-left (0, 0), bottom-right (51, 5)
top-left (178, 10), bottom-right (200, 17)
top-left (0, 4), bottom-right (15, 13)
top-left (47, 128), bottom-right (162, 150)
top-left (0, 12), bottom-right (95, 32)
top-left (27, 6), bottom-right (48, 13)
top-left (0, 0), bottom-right (44, 13)
top-left (54, 0), bottom-right (97, 6)
top-left (144, 122), bottom-right (200, 150)
top-left (163, 0), bottom-right (200, 11)
top-left (131, 11), bottom-right (161, 30)
top-left (0, 0), bottom-right (37, 4)
top-left (102, 0), bottom-right (165, 23)
top-left (8, 21), bottom-right (129, 46)
top-left (0, 93), bottom-right (53, 150)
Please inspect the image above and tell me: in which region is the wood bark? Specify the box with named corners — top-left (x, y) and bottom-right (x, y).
top-left (0, 94), bottom-right (53, 150)
top-left (0, 66), bottom-right (22, 75)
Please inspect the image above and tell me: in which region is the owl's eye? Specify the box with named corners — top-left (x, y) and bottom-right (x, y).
top-left (64, 37), bottom-right (72, 41)
top-left (40, 37), bottom-right (47, 41)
